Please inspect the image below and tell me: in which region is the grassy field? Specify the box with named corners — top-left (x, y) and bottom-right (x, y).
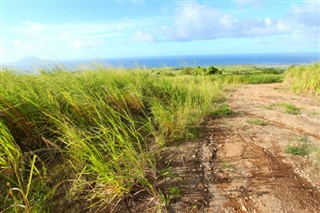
top-left (0, 67), bottom-right (224, 212)
top-left (0, 63), bottom-right (303, 212)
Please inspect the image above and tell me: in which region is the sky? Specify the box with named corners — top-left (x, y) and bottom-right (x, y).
top-left (1, 0), bottom-right (319, 63)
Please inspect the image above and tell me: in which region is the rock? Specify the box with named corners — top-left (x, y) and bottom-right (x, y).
top-left (241, 205), bottom-right (248, 211)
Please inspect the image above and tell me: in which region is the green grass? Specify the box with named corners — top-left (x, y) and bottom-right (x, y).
top-left (0, 63), bottom-right (304, 211)
top-left (267, 102), bottom-right (301, 115)
top-left (284, 63), bottom-right (320, 95)
top-left (285, 146), bottom-right (311, 156)
top-left (285, 135), bottom-right (320, 166)
top-left (247, 118), bottom-right (268, 126)
top-left (0, 67), bottom-right (222, 211)
top-left (211, 103), bottom-right (233, 117)
top-left (222, 162), bottom-right (234, 171)
top-left (219, 74), bottom-right (283, 84)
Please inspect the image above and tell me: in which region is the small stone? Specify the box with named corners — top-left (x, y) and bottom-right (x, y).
top-left (241, 205), bottom-right (247, 211)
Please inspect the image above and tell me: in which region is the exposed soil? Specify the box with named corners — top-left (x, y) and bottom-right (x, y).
top-left (158, 83), bottom-right (320, 212)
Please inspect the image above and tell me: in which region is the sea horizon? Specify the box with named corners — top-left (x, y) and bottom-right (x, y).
top-left (3, 52), bottom-right (320, 72)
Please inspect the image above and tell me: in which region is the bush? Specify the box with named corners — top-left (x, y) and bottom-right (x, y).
top-left (206, 66), bottom-right (222, 75)
top-left (192, 66), bottom-right (221, 76)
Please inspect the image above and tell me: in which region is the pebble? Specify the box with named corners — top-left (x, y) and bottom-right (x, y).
top-left (241, 205), bottom-right (248, 211)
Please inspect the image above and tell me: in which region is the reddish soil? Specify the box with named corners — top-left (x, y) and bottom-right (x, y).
top-left (160, 83), bottom-right (320, 212)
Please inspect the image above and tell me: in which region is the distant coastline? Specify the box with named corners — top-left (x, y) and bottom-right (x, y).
top-left (3, 52), bottom-right (319, 72)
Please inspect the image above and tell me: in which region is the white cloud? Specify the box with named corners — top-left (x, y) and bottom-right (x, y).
top-left (132, 30), bottom-right (156, 42)
top-left (3, 19), bottom-right (156, 62)
top-left (165, 2), bottom-right (288, 41)
top-left (265, 17), bottom-right (272, 26)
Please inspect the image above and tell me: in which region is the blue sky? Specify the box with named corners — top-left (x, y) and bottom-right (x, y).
top-left (1, 0), bottom-right (319, 63)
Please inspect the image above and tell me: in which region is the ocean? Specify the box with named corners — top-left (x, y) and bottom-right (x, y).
top-left (68, 52), bottom-right (319, 68)
top-left (5, 52), bottom-right (320, 71)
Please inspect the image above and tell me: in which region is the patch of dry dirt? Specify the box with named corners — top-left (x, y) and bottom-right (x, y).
top-left (162, 83), bottom-right (320, 212)
top-left (116, 83), bottom-right (320, 212)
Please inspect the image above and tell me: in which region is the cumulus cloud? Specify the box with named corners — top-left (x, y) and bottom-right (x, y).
top-left (132, 30), bottom-right (156, 42)
top-left (165, 2), bottom-right (289, 41)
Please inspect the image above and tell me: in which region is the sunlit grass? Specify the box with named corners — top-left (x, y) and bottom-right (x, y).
top-left (284, 63), bottom-right (320, 95)
top-left (0, 67), bottom-right (221, 211)
top-left (0, 63), bottom-right (304, 211)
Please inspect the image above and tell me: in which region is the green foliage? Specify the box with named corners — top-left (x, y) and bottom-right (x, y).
top-left (182, 66), bottom-right (222, 76)
top-left (206, 66), bottom-right (222, 75)
top-left (284, 63), bottom-right (320, 95)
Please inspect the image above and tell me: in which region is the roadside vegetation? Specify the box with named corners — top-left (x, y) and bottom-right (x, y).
top-left (285, 135), bottom-right (320, 167)
top-left (266, 102), bottom-right (301, 115)
top-left (0, 63), bottom-right (312, 212)
top-left (284, 63), bottom-right (320, 95)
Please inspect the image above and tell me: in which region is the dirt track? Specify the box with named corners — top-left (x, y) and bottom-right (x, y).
top-left (163, 83), bottom-right (320, 212)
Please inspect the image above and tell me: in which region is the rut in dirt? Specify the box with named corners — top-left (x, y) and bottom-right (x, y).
top-left (163, 83), bottom-right (320, 213)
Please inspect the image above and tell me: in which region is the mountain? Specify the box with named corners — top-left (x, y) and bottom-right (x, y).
top-left (6, 56), bottom-right (53, 72)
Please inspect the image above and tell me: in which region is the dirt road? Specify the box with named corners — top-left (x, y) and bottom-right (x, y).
top-left (163, 83), bottom-right (320, 212)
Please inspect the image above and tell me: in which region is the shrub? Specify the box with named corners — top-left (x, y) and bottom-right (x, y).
top-left (192, 66), bottom-right (221, 76)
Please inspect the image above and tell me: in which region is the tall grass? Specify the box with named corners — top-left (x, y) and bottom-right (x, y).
top-left (0, 67), bottom-right (221, 211)
top-left (220, 73), bottom-right (283, 84)
top-left (284, 63), bottom-right (320, 95)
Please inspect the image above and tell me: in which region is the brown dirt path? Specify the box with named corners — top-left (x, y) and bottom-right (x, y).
top-left (163, 83), bottom-right (320, 212)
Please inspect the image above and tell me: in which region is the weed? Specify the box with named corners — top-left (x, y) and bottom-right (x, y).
top-left (294, 135), bottom-right (309, 143)
top-left (285, 135), bottom-right (320, 161)
top-left (159, 167), bottom-right (178, 178)
top-left (158, 186), bottom-right (181, 210)
top-left (168, 186), bottom-right (181, 199)
top-left (267, 102), bottom-right (301, 115)
top-left (285, 146), bottom-right (310, 156)
top-left (247, 118), bottom-right (268, 126)
top-left (211, 104), bottom-right (233, 117)
top-left (222, 162), bottom-right (234, 171)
